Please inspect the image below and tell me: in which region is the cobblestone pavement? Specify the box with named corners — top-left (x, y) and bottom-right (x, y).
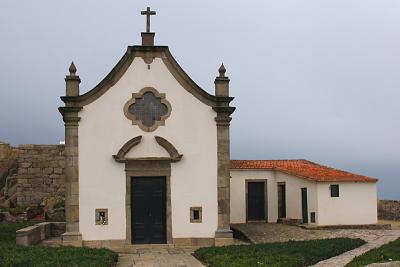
top-left (116, 247), bottom-right (204, 267)
top-left (232, 223), bottom-right (399, 244)
top-left (232, 223), bottom-right (400, 267)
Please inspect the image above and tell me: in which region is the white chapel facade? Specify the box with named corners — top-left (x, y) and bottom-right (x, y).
top-left (59, 8), bottom-right (234, 247)
top-left (59, 8), bottom-right (378, 248)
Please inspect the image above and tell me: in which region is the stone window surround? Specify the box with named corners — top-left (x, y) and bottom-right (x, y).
top-left (245, 179), bottom-right (268, 223)
top-left (123, 87), bottom-right (172, 132)
top-left (190, 207), bottom-right (202, 223)
top-left (95, 208), bottom-right (108, 225)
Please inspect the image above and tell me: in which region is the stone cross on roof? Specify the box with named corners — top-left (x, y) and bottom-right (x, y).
top-left (141, 7), bottom-right (156, 33)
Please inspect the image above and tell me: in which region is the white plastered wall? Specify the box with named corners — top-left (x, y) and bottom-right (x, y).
top-left (230, 170), bottom-right (317, 224)
top-left (230, 169), bottom-right (377, 225)
top-left (316, 182), bottom-right (377, 225)
top-left (78, 57), bottom-right (218, 240)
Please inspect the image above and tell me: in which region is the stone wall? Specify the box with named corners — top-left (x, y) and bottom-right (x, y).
top-left (14, 145), bottom-right (65, 206)
top-left (0, 143), bottom-right (65, 207)
top-left (0, 142), bottom-right (18, 206)
top-left (378, 200), bottom-right (400, 221)
top-left (0, 142), bottom-right (17, 191)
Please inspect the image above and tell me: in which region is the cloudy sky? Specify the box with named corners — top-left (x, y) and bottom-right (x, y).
top-left (0, 1), bottom-right (399, 199)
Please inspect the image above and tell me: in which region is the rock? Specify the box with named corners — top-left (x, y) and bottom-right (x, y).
top-left (46, 207), bottom-right (65, 222)
top-left (26, 205), bottom-right (44, 221)
top-left (0, 211), bottom-right (16, 223)
top-left (0, 198), bottom-right (11, 209)
top-left (41, 197), bottom-right (65, 222)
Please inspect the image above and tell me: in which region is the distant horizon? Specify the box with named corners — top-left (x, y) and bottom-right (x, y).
top-left (0, 1), bottom-right (399, 200)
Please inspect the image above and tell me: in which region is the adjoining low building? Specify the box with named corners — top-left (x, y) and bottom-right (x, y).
top-left (230, 160), bottom-right (378, 226)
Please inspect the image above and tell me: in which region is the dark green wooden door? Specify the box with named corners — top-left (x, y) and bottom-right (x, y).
top-left (131, 177), bottom-right (166, 244)
top-left (301, 187), bottom-right (308, 224)
top-left (278, 183), bottom-right (286, 219)
top-left (247, 182), bottom-right (265, 221)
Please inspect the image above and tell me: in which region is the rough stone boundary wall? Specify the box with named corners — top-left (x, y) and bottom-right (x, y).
top-left (1, 143), bottom-right (66, 207)
top-left (378, 200), bottom-right (400, 221)
top-left (14, 145), bottom-right (65, 206)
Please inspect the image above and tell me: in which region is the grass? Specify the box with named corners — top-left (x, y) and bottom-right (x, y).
top-left (346, 238), bottom-right (400, 267)
top-left (195, 238), bottom-right (366, 267)
top-left (0, 222), bottom-right (118, 267)
top-left (0, 206), bottom-right (27, 216)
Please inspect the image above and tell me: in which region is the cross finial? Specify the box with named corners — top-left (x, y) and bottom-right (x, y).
top-left (141, 7), bottom-right (156, 33)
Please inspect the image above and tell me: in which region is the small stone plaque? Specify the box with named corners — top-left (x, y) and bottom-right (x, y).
top-left (95, 208), bottom-right (108, 225)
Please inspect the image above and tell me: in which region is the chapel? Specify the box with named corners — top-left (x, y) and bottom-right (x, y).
top-left (58, 8), bottom-right (378, 248)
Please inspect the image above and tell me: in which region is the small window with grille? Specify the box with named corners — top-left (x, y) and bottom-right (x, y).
top-left (123, 87), bottom-right (171, 132)
top-left (310, 212), bottom-right (316, 223)
top-left (330, 184), bottom-right (339, 197)
top-left (190, 207), bottom-right (202, 223)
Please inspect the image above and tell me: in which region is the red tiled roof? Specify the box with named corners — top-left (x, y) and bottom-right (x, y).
top-left (230, 160), bottom-right (378, 183)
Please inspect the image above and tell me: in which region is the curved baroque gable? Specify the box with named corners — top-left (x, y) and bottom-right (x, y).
top-left (61, 46), bottom-right (232, 108)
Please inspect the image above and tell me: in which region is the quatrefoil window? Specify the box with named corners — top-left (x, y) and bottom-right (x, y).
top-left (123, 87), bottom-right (172, 132)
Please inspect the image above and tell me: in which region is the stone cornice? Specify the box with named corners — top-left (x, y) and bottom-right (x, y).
top-left (58, 107), bottom-right (82, 126)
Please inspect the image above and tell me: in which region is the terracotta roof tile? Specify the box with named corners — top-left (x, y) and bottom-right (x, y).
top-left (230, 159), bottom-right (378, 183)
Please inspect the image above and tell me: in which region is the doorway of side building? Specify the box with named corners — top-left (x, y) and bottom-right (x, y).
top-left (301, 187), bottom-right (308, 224)
top-left (278, 183), bottom-right (286, 219)
top-left (246, 180), bottom-right (268, 222)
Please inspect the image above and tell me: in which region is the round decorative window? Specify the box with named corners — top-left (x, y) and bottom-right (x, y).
top-left (123, 87), bottom-right (172, 132)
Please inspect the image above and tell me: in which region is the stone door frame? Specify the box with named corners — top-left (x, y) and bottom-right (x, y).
top-left (125, 159), bottom-right (173, 245)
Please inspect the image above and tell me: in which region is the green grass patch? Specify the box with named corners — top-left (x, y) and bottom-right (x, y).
top-left (0, 206), bottom-right (27, 216)
top-left (346, 238), bottom-right (400, 267)
top-left (195, 238), bottom-right (366, 267)
top-left (0, 222), bottom-right (118, 267)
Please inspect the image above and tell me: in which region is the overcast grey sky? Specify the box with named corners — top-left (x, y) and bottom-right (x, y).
top-left (0, 1), bottom-right (399, 199)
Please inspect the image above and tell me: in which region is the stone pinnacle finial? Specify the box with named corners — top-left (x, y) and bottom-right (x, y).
top-left (69, 62), bottom-right (77, 75)
top-left (219, 63), bottom-right (226, 77)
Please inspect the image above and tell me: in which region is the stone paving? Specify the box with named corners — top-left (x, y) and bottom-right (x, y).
top-left (311, 230), bottom-right (400, 267)
top-left (116, 247), bottom-right (204, 267)
top-left (232, 223), bottom-right (399, 244)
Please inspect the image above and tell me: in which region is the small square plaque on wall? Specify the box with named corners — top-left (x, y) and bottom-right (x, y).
top-left (95, 208), bottom-right (108, 225)
top-left (190, 207), bottom-right (202, 223)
